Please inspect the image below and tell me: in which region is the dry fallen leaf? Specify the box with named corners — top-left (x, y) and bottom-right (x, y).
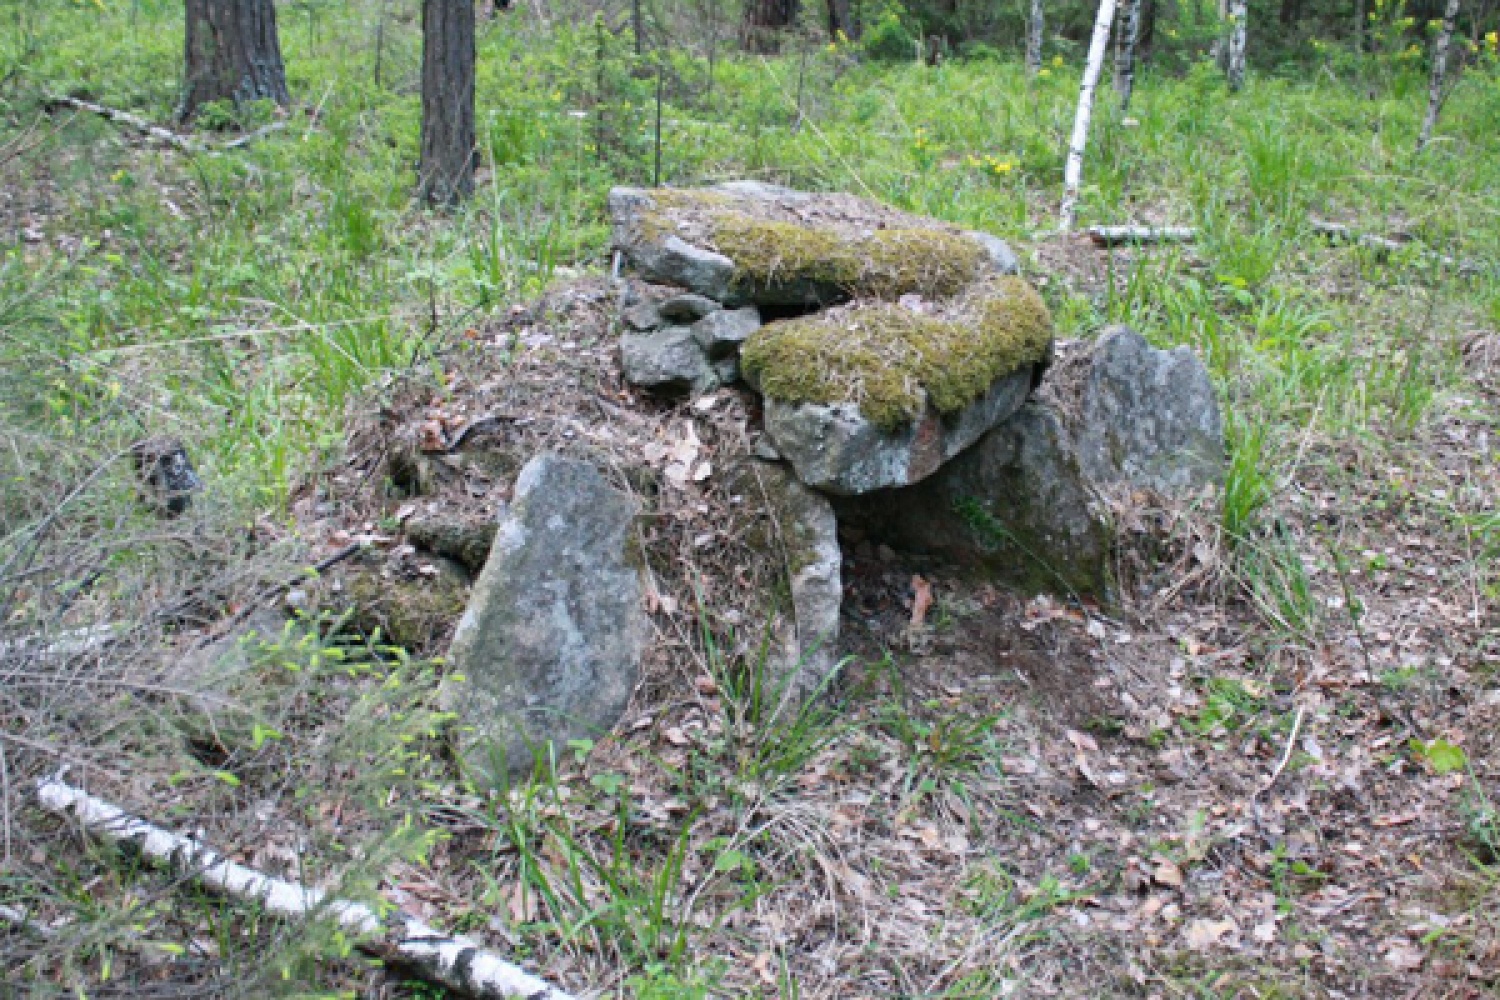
top-left (1153, 859), bottom-right (1184, 890)
top-left (1183, 918), bottom-right (1235, 950)
top-left (1384, 942), bottom-right (1424, 971)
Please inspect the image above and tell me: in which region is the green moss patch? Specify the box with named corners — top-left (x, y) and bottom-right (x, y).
top-left (711, 214), bottom-right (986, 300)
top-left (742, 276), bottom-right (1053, 430)
top-left (628, 187), bottom-right (988, 301)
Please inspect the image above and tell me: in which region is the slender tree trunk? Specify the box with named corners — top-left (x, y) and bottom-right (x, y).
top-left (1139, 0), bottom-right (1158, 61)
top-left (1212, 0), bottom-right (1224, 68)
top-left (1060, 0), bottom-right (1119, 232)
top-left (418, 0), bottom-right (477, 205)
top-left (1115, 0), bottom-right (1143, 110)
top-left (1026, 0), bottom-right (1044, 77)
top-left (180, 0), bottom-right (290, 124)
top-left (827, 0), bottom-right (853, 38)
top-left (743, 0), bottom-right (798, 53)
top-left (1226, 0), bottom-right (1247, 91)
top-left (1417, 0), bottom-right (1463, 151)
top-left (631, 0), bottom-right (645, 54)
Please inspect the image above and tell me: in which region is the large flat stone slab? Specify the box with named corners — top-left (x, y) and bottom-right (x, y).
top-left (609, 183), bottom-right (1020, 308)
top-left (743, 275), bottom-right (1054, 495)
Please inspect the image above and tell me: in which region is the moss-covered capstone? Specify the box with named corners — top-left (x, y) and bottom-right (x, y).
top-left (742, 276), bottom-right (1054, 430)
top-left (609, 182), bottom-right (1009, 307)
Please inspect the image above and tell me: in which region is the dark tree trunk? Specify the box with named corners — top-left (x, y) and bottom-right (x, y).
top-left (419, 0), bottom-right (477, 206)
top-left (827, 0), bottom-right (854, 39)
top-left (743, 0), bottom-right (798, 53)
top-left (1279, 0), bottom-right (1300, 26)
top-left (1139, 0), bottom-right (1157, 60)
top-left (180, 0), bottom-right (289, 124)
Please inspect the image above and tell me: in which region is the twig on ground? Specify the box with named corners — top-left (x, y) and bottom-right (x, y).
top-left (1259, 703), bottom-right (1306, 795)
top-left (1309, 217), bottom-right (1489, 276)
top-left (44, 96), bottom-right (203, 152)
top-left (37, 777), bottom-right (577, 1000)
top-left (1085, 225), bottom-right (1196, 246)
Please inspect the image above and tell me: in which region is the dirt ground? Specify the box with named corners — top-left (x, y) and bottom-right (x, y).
top-left (284, 245), bottom-right (1500, 998)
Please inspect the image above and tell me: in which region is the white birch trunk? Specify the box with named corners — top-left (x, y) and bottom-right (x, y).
top-left (1026, 0), bottom-right (1044, 78)
top-left (1417, 0), bottom-right (1462, 151)
top-left (1059, 0), bottom-right (1119, 233)
top-left (37, 778), bottom-right (576, 1000)
top-left (1115, 0), bottom-right (1144, 110)
top-left (1226, 0), bottom-right (1247, 91)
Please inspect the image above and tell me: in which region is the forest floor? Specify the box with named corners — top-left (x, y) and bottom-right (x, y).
top-left (2, 3), bottom-right (1499, 998)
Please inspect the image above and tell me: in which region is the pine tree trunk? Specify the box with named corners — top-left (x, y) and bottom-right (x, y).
top-left (1060, 0), bottom-right (1119, 232)
top-left (418, 0), bottom-right (477, 206)
top-left (1115, 0), bottom-right (1143, 110)
top-left (1353, 0), bottom-right (1366, 53)
top-left (1026, 0), bottom-right (1044, 77)
top-left (1417, 0), bottom-right (1462, 150)
top-left (827, 0), bottom-right (854, 39)
top-left (1226, 0), bottom-right (1248, 91)
top-left (743, 0), bottom-right (798, 53)
top-left (180, 0), bottom-right (290, 124)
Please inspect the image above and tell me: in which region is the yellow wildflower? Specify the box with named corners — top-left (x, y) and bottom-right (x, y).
top-left (1052, 54), bottom-right (1064, 67)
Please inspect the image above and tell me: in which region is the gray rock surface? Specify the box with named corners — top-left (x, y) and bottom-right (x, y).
top-left (659, 293), bottom-right (721, 323)
top-left (691, 306), bottom-right (761, 358)
top-left (621, 299), bottom-right (663, 332)
top-left (731, 460), bottom-right (843, 701)
top-left (1068, 326), bottom-right (1225, 492)
top-left (963, 231), bottom-right (1021, 275)
top-left (762, 366), bottom-right (1036, 496)
top-left (608, 184), bottom-right (1022, 308)
top-left (443, 454), bottom-right (645, 781)
top-left (620, 326), bottom-right (716, 394)
top-left (834, 327), bottom-right (1224, 597)
top-left (608, 188), bottom-right (734, 300)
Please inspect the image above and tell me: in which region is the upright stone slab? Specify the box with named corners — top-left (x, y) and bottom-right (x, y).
top-left (835, 326), bottom-right (1224, 597)
top-left (730, 460), bottom-right (843, 701)
top-left (444, 453), bottom-right (645, 781)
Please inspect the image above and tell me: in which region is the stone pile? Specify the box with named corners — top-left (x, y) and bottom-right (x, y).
top-left (436, 183), bottom-right (1224, 777)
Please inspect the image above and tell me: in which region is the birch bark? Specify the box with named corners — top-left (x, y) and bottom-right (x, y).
top-left (1060, 0), bottom-right (1119, 232)
top-left (1226, 0), bottom-right (1247, 91)
top-left (1417, 0), bottom-right (1463, 151)
top-left (1027, 0), bottom-right (1044, 78)
top-left (1115, 0), bottom-right (1143, 110)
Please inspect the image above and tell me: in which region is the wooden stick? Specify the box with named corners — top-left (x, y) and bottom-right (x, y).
top-left (37, 777), bottom-right (576, 1000)
top-left (1310, 217), bottom-right (1489, 276)
top-left (44, 97), bottom-right (203, 152)
top-left (1085, 225), bottom-right (1196, 246)
top-left (45, 97), bottom-right (289, 154)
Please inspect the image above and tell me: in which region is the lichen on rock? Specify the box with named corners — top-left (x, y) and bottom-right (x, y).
top-left (742, 276), bottom-right (1054, 430)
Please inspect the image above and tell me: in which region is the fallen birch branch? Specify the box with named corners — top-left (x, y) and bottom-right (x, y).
top-left (1309, 217), bottom-right (1489, 277)
top-left (44, 97), bottom-right (289, 154)
top-left (44, 97), bottom-right (203, 152)
top-left (1085, 225), bottom-right (1196, 246)
top-left (37, 777), bottom-right (576, 1000)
